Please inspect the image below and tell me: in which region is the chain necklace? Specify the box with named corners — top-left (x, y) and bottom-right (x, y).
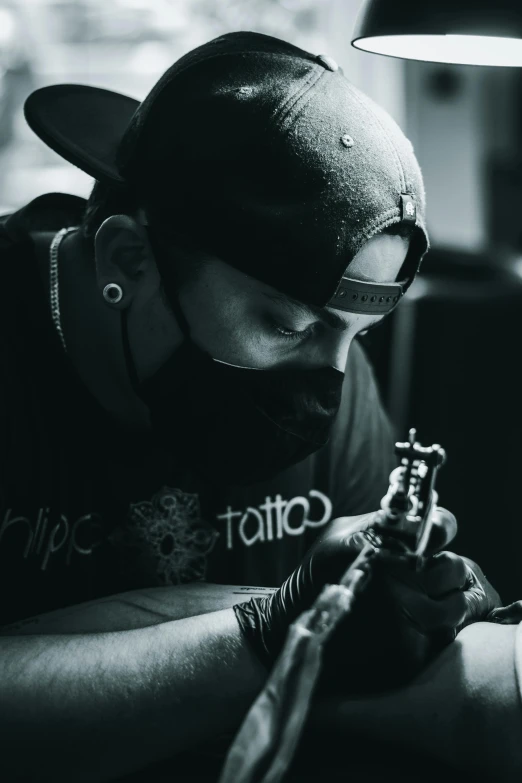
top-left (49, 226), bottom-right (77, 353)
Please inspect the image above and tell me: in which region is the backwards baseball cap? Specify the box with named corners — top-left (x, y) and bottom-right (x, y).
top-left (24, 31), bottom-right (429, 316)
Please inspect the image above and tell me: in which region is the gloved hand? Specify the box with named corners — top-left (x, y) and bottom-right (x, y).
top-left (454, 555), bottom-right (503, 631)
top-left (233, 507), bottom-right (502, 693)
top-left (488, 599), bottom-right (522, 625)
top-left (352, 544), bottom-right (502, 693)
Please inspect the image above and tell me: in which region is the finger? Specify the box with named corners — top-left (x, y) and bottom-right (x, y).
top-left (312, 513), bottom-right (376, 558)
top-left (460, 556), bottom-right (502, 606)
top-left (326, 513), bottom-right (377, 545)
top-left (389, 580), bottom-right (468, 632)
top-left (488, 600), bottom-right (522, 625)
top-left (424, 507), bottom-right (458, 555)
top-left (421, 551), bottom-right (471, 598)
top-left (382, 551), bottom-right (470, 599)
top-left (460, 557), bottom-right (492, 589)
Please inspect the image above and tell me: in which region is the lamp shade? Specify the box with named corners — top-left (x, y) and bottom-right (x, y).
top-left (352, 0), bottom-right (522, 67)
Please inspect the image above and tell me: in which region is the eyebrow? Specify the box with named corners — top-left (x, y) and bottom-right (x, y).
top-left (261, 291), bottom-right (385, 331)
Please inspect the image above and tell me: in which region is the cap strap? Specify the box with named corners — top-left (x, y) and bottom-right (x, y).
top-left (327, 277), bottom-right (404, 314)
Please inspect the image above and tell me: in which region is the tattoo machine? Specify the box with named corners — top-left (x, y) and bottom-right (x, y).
top-left (219, 427), bottom-right (448, 783)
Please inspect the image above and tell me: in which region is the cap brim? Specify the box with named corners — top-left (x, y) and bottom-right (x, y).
top-left (24, 84), bottom-right (140, 187)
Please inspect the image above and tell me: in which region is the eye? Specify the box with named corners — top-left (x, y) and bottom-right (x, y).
top-left (272, 322), bottom-right (314, 342)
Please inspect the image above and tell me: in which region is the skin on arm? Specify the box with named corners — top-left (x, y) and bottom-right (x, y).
top-left (0, 606), bottom-right (267, 783)
top-left (309, 622), bottom-right (522, 780)
top-left (0, 583), bottom-right (274, 636)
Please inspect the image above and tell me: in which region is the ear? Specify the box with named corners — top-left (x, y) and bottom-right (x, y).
top-left (94, 214), bottom-right (160, 309)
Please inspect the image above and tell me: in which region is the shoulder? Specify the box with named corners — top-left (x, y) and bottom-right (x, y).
top-left (0, 192), bottom-right (86, 246)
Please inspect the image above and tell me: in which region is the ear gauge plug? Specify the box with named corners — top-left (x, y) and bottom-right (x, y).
top-left (102, 283), bottom-right (124, 304)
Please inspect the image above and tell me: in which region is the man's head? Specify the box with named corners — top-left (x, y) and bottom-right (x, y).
top-left (24, 31), bottom-right (428, 482)
top-left (25, 31), bottom-right (428, 356)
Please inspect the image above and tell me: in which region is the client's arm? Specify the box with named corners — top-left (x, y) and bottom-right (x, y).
top-left (0, 583), bottom-right (273, 635)
top-left (310, 622), bottom-right (522, 781)
top-left (0, 585), bottom-right (272, 782)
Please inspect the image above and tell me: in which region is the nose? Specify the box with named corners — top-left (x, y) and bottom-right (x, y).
top-left (309, 333), bottom-right (353, 373)
top-left (332, 338), bottom-right (352, 373)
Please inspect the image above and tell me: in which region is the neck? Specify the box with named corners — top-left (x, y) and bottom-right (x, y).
top-left (38, 229), bottom-right (151, 432)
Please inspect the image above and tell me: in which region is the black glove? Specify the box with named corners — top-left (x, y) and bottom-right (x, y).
top-left (234, 509), bottom-right (502, 693)
top-left (488, 599), bottom-right (522, 625)
top-left (453, 556), bottom-right (502, 632)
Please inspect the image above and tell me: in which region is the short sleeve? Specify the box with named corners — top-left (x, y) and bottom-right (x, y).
top-left (323, 339), bottom-right (397, 517)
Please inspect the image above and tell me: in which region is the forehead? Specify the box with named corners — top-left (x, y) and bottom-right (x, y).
top-left (258, 234), bottom-right (410, 326)
top-left (188, 232), bottom-right (410, 313)
top-left (262, 290), bottom-right (384, 331)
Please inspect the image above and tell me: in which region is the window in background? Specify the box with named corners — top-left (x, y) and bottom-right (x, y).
top-left (0, 0), bottom-right (333, 213)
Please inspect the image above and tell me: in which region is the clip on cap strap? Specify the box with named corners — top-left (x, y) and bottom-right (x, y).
top-left (327, 277), bottom-right (404, 314)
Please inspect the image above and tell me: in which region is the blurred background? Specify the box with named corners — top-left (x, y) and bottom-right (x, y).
top-left (2, 0), bottom-right (522, 600)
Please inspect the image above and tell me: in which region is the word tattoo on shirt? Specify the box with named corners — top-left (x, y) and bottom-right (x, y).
top-left (216, 489), bottom-right (332, 549)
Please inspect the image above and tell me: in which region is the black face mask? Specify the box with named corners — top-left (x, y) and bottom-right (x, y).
top-left (120, 299), bottom-right (344, 488)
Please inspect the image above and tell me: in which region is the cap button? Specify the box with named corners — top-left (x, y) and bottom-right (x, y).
top-left (315, 53), bottom-right (338, 72)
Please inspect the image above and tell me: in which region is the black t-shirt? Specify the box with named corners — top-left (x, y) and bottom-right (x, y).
top-left (0, 193), bottom-right (396, 627)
